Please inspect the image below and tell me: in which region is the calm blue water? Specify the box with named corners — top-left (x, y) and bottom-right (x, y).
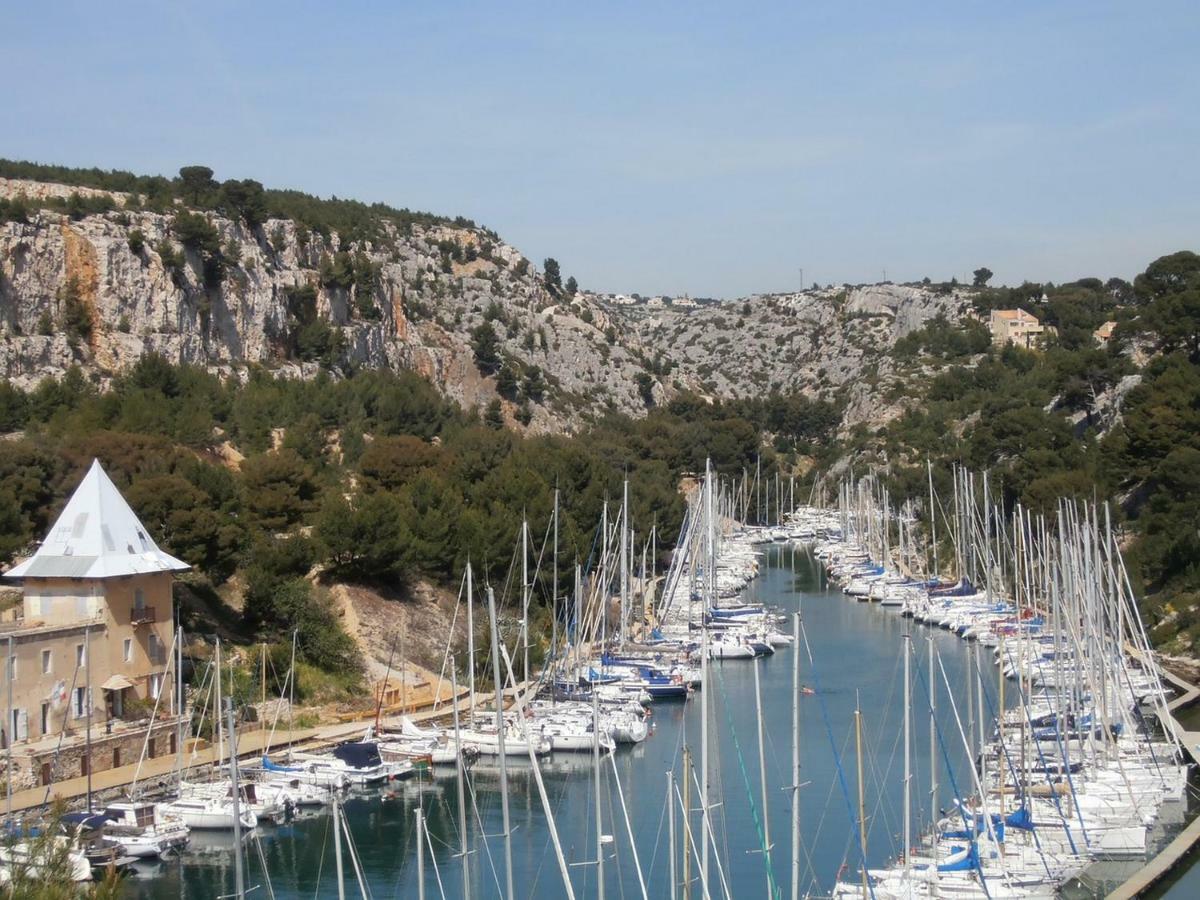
top-left (122, 545), bottom-right (1015, 898)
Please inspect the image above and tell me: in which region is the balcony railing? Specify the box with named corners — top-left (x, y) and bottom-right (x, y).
top-left (130, 606), bottom-right (157, 626)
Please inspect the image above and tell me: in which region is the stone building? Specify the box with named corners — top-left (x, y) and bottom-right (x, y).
top-left (988, 308), bottom-right (1045, 349)
top-left (1, 460), bottom-right (189, 790)
top-left (1093, 320), bottom-right (1117, 346)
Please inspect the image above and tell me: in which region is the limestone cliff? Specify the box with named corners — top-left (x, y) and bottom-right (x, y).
top-left (0, 176), bottom-right (976, 431)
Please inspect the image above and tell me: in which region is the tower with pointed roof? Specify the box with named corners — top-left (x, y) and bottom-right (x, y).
top-left (1, 460), bottom-right (189, 790)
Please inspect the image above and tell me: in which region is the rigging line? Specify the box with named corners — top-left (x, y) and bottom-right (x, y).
top-left (465, 763), bottom-right (505, 899)
top-left (713, 661), bottom-right (779, 899)
top-left (856, 640), bottom-right (905, 856)
top-left (252, 832), bottom-right (277, 900)
top-left (606, 773), bottom-right (627, 900)
top-left (610, 749), bottom-right (650, 900)
top-left (312, 800), bottom-right (331, 900)
top-left (988, 643), bottom-right (1055, 880)
top-left (340, 801), bottom-right (374, 900)
top-left (427, 811), bottom-right (449, 900)
top-left (539, 764), bottom-right (579, 890)
top-left (673, 779), bottom-right (716, 900)
top-left (910, 650), bottom-right (975, 835)
top-left (932, 651), bottom-right (997, 900)
top-left (862, 674), bottom-right (905, 861)
top-left (641, 726), bottom-right (681, 888)
top-left (799, 716), bottom-right (852, 897)
top-left (431, 569), bottom-right (469, 712)
top-left (798, 618), bottom-right (877, 900)
top-left (641, 680), bottom-right (690, 887)
top-left (687, 763), bottom-right (735, 900)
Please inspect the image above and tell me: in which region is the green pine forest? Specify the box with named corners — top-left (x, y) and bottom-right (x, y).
top-left (3, 162), bottom-right (1200, 696)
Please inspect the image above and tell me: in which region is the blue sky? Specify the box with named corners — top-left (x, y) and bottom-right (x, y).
top-left (6, 2), bottom-right (1198, 297)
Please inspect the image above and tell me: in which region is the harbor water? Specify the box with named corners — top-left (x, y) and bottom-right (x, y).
top-left (119, 544), bottom-right (1190, 898)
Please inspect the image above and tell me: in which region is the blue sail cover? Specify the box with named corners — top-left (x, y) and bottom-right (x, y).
top-left (333, 741), bottom-right (383, 769)
top-left (708, 606), bottom-right (763, 619)
top-left (942, 819), bottom-right (1004, 843)
top-left (1005, 806), bottom-right (1035, 831)
top-left (262, 755), bottom-right (301, 772)
top-left (931, 578), bottom-right (975, 597)
top-left (937, 843), bottom-right (980, 873)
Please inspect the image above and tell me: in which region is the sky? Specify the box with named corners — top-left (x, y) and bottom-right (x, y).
top-left (5, 1), bottom-right (1198, 298)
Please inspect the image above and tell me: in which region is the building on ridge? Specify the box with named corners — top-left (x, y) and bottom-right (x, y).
top-left (1093, 320), bottom-right (1118, 346)
top-left (1, 459), bottom-right (189, 791)
top-left (988, 308), bottom-right (1046, 350)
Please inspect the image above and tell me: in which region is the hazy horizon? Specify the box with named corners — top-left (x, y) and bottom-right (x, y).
top-left (5, 1), bottom-right (1197, 299)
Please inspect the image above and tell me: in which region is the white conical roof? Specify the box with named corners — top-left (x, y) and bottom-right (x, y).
top-left (4, 459), bottom-right (190, 580)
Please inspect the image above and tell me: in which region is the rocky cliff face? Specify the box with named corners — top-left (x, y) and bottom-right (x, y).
top-left (616, 282), bottom-right (975, 429)
top-left (0, 177), bottom-right (976, 431)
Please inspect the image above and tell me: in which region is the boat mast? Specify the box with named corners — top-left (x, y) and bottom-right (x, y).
top-left (450, 659), bottom-right (471, 900)
top-left (466, 561), bottom-right (476, 724)
top-left (903, 621), bottom-right (912, 888)
top-left (485, 585), bottom-right (516, 900)
top-left (928, 633), bottom-right (938, 874)
top-left (416, 807), bottom-right (426, 900)
top-left (621, 475), bottom-right (629, 648)
top-left (227, 697), bottom-right (246, 900)
top-left (374, 635), bottom-right (398, 734)
top-left (791, 611), bottom-right (801, 900)
top-left (593, 687), bottom-right (605, 900)
top-left (668, 771), bottom-right (678, 900)
top-left (682, 745), bottom-right (692, 900)
top-left (260, 642), bottom-right (267, 720)
top-left (639, 538), bottom-right (648, 638)
top-left (215, 637), bottom-right (224, 769)
top-left (998, 632), bottom-right (1006, 825)
top-left (333, 791), bottom-right (346, 900)
top-left (85, 623), bottom-right (92, 811)
top-left (553, 486), bottom-right (559, 692)
top-left (522, 516), bottom-right (529, 689)
top-left (855, 697), bottom-right (868, 900)
top-left (288, 629), bottom-right (297, 751)
top-left (701, 459), bottom-right (713, 891)
top-left (754, 656), bottom-right (774, 898)
top-left (5, 634), bottom-right (12, 824)
top-left (176, 619), bottom-right (184, 790)
top-left (601, 502), bottom-right (609, 650)
top-left (573, 563), bottom-right (582, 687)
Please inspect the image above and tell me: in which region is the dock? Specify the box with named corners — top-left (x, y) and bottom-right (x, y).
top-left (4, 679), bottom-right (537, 816)
top-left (1107, 648), bottom-right (1200, 899)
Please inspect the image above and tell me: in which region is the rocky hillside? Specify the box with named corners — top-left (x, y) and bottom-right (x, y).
top-left (0, 173), bottom-right (975, 430)
top-left (616, 283), bottom-right (976, 430)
